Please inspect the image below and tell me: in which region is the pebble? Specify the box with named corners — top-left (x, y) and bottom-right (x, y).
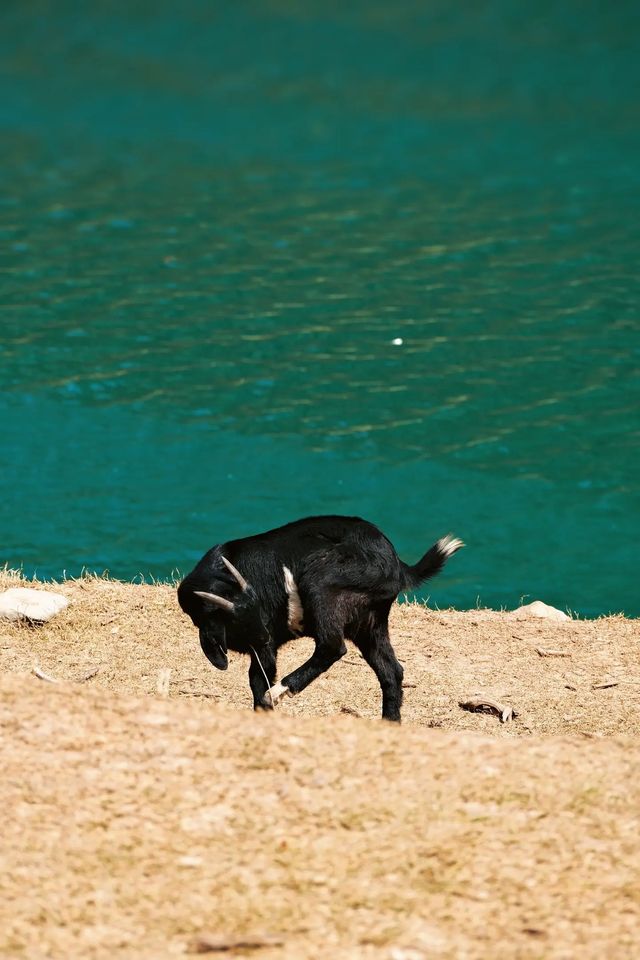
top-left (512, 600), bottom-right (570, 622)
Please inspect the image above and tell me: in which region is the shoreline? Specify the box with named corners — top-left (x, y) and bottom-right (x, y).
top-left (1, 565), bottom-right (632, 621)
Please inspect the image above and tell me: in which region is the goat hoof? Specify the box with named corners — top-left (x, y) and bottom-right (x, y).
top-left (263, 681), bottom-right (293, 708)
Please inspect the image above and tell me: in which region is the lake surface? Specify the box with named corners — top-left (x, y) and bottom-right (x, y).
top-left (1, 1), bottom-right (638, 616)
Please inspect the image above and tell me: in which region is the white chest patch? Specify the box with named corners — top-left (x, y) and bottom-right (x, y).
top-left (283, 565), bottom-right (304, 635)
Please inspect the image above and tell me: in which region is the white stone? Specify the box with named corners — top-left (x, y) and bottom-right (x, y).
top-left (0, 587), bottom-right (69, 623)
top-left (512, 600), bottom-right (570, 622)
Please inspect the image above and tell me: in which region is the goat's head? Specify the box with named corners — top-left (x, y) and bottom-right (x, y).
top-left (178, 556), bottom-right (269, 670)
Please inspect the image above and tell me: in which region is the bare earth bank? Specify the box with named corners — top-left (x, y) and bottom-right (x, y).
top-left (1, 571), bottom-right (639, 959)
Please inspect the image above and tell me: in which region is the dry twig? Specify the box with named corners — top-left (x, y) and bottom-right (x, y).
top-left (179, 689), bottom-right (220, 699)
top-left (459, 696), bottom-right (517, 723)
top-left (340, 705), bottom-right (363, 718)
top-left (32, 664), bottom-right (59, 684)
top-left (78, 667), bottom-right (100, 682)
top-left (188, 934), bottom-right (284, 954)
top-left (537, 647), bottom-right (572, 658)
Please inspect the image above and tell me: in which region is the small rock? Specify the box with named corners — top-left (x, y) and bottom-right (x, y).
top-left (512, 600), bottom-right (570, 622)
top-left (0, 587), bottom-right (69, 623)
top-left (177, 855), bottom-right (203, 868)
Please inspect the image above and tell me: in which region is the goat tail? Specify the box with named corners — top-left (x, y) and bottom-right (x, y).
top-left (402, 534), bottom-right (464, 590)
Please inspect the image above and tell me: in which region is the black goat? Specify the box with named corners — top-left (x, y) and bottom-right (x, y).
top-left (177, 515), bottom-right (462, 721)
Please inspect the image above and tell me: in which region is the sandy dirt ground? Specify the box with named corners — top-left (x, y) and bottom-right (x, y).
top-left (1, 570), bottom-right (639, 959)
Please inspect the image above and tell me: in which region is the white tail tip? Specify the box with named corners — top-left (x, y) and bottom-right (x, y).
top-left (437, 535), bottom-right (464, 558)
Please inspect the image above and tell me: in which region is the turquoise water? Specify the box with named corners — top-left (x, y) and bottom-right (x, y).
top-left (1, 2), bottom-right (639, 616)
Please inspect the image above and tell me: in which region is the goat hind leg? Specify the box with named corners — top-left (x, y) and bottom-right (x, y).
top-left (356, 619), bottom-right (404, 722)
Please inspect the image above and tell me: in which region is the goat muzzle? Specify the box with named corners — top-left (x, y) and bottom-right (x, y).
top-left (200, 629), bottom-right (228, 671)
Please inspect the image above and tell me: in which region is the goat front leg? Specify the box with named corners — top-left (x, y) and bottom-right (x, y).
top-left (249, 645), bottom-right (277, 710)
top-left (262, 633), bottom-right (347, 708)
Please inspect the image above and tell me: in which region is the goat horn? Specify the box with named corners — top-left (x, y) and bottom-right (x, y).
top-left (220, 555), bottom-right (249, 592)
top-left (194, 591), bottom-right (235, 612)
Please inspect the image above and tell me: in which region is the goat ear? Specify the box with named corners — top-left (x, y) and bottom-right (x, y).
top-left (194, 590), bottom-right (235, 612)
top-left (220, 555), bottom-right (249, 592)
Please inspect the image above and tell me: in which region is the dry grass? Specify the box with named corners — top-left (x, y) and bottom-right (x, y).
top-left (1, 569), bottom-right (640, 959)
